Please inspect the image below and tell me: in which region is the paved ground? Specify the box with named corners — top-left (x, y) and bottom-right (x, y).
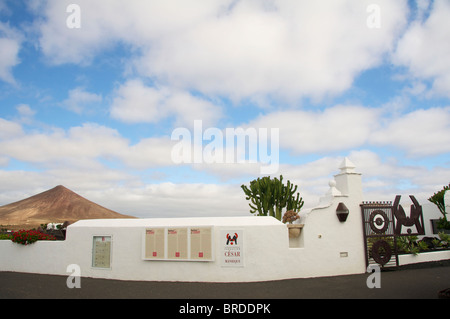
top-left (1, 261), bottom-right (449, 300)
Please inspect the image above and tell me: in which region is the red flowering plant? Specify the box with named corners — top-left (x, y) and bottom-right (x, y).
top-left (11, 229), bottom-right (56, 245)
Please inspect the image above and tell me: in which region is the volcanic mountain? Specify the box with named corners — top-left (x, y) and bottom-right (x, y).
top-left (0, 185), bottom-right (135, 229)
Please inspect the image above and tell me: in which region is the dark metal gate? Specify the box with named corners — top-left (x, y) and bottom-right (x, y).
top-left (361, 195), bottom-right (425, 269)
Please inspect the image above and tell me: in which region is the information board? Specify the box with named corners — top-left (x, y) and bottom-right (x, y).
top-left (143, 227), bottom-right (213, 261)
top-left (144, 228), bottom-right (165, 259)
top-left (190, 227), bottom-right (212, 260)
top-left (167, 228), bottom-right (188, 259)
top-left (92, 236), bottom-right (112, 268)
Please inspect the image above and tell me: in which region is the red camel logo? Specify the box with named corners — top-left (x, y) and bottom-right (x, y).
top-left (226, 233), bottom-right (238, 245)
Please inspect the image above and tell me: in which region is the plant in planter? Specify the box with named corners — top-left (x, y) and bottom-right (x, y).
top-left (282, 210), bottom-right (303, 238)
top-left (439, 232), bottom-right (450, 248)
top-left (0, 233), bottom-right (12, 240)
top-left (417, 240), bottom-right (429, 252)
top-left (428, 183), bottom-right (450, 231)
top-left (282, 210), bottom-right (300, 224)
top-left (241, 175), bottom-right (304, 221)
top-left (397, 236), bottom-right (418, 255)
top-left (11, 229), bottom-right (56, 245)
top-left (436, 218), bottom-right (450, 230)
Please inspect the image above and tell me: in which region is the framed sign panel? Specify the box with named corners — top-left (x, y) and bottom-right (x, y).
top-left (190, 227), bottom-right (212, 260)
top-left (142, 227), bottom-right (214, 262)
top-left (144, 228), bottom-right (165, 259)
top-left (221, 230), bottom-right (244, 267)
top-left (92, 236), bottom-right (112, 269)
top-left (167, 228), bottom-right (188, 259)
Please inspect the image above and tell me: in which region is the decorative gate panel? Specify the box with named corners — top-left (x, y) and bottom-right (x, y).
top-left (361, 201), bottom-right (398, 268)
top-left (361, 195), bottom-right (425, 269)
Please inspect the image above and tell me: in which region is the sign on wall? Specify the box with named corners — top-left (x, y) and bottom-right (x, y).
top-left (92, 236), bottom-right (112, 269)
top-left (190, 227), bottom-right (213, 260)
top-left (221, 230), bottom-right (244, 267)
top-left (144, 228), bottom-right (165, 259)
top-left (143, 227), bottom-right (214, 261)
top-left (167, 228), bottom-right (188, 259)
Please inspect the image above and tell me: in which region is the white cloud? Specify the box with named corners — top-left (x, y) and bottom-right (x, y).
top-left (247, 105), bottom-right (380, 154)
top-left (61, 87), bottom-right (102, 114)
top-left (110, 80), bottom-right (171, 123)
top-left (16, 104), bottom-right (36, 118)
top-left (105, 183), bottom-right (250, 218)
top-left (370, 107), bottom-right (450, 156)
top-left (120, 137), bottom-right (177, 169)
top-left (36, 1), bottom-right (112, 65)
top-left (0, 118), bottom-right (23, 139)
top-left (0, 147), bottom-right (448, 219)
top-left (0, 119), bottom-right (181, 170)
top-left (36, 0), bottom-right (408, 102)
top-left (415, 0), bottom-right (432, 21)
top-left (135, 0), bottom-right (409, 101)
top-left (35, 0), bottom-right (223, 65)
top-left (113, 152), bottom-right (450, 217)
top-left (393, 0), bottom-right (450, 97)
top-left (0, 123), bottom-right (128, 167)
top-left (347, 149), bottom-right (450, 204)
top-left (0, 170), bottom-right (54, 197)
top-left (110, 79), bottom-right (222, 127)
top-left (0, 22), bottom-right (22, 84)
top-left (78, 181), bottom-right (252, 218)
top-left (15, 104), bottom-right (37, 125)
top-left (163, 91), bottom-right (223, 128)
top-left (234, 104), bottom-right (450, 159)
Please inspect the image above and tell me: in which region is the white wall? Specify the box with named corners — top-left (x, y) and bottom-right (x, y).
top-left (0, 214), bottom-right (367, 282)
top-left (0, 159), bottom-right (448, 283)
top-left (0, 241), bottom-right (68, 276)
top-left (398, 250), bottom-right (450, 266)
top-left (422, 202), bottom-right (444, 236)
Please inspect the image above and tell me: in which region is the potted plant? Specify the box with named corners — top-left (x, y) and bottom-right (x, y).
top-left (283, 210), bottom-right (304, 238)
top-left (241, 175), bottom-right (304, 221)
top-left (428, 184), bottom-right (450, 234)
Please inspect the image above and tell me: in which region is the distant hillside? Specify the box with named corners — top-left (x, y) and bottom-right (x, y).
top-left (0, 185), bottom-right (135, 229)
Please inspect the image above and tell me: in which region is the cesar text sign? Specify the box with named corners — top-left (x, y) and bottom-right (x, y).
top-left (221, 230), bottom-right (244, 267)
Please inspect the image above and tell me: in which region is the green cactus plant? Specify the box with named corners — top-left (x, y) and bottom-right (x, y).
top-left (428, 183), bottom-right (450, 229)
top-left (241, 175), bottom-right (304, 221)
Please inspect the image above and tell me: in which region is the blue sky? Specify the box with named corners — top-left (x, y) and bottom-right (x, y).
top-left (0, 0), bottom-right (449, 218)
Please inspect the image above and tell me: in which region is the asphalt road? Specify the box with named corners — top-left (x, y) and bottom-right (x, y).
top-left (1, 260), bottom-right (449, 301)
